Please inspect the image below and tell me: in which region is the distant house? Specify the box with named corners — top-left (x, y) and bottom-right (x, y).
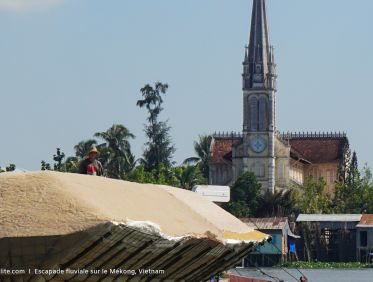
top-left (296, 214), bottom-right (362, 262)
top-left (240, 217), bottom-right (300, 266)
top-left (356, 214), bottom-right (373, 263)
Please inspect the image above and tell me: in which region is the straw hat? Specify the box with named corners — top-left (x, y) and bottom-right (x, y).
top-left (88, 146), bottom-right (99, 155)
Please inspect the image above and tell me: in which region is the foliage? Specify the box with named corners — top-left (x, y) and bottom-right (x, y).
top-left (225, 201), bottom-right (252, 218)
top-left (136, 82), bottom-right (175, 178)
top-left (257, 188), bottom-right (300, 217)
top-left (74, 139), bottom-right (98, 159)
top-left (184, 135), bottom-right (212, 180)
top-left (297, 176), bottom-right (331, 214)
top-left (173, 165), bottom-right (206, 190)
top-left (281, 261), bottom-right (371, 269)
top-left (334, 163), bottom-right (373, 214)
top-left (125, 165), bottom-right (157, 184)
top-left (6, 164), bottom-right (16, 172)
top-left (63, 157), bottom-right (79, 173)
top-left (0, 164), bottom-right (16, 172)
top-left (41, 160), bottom-right (51, 170)
top-left (94, 124), bottom-right (135, 179)
top-left (224, 172), bottom-right (262, 217)
top-left (337, 137), bottom-right (351, 183)
top-left (41, 148), bottom-right (65, 171)
top-left (125, 163), bottom-right (206, 189)
top-left (347, 151), bottom-right (359, 185)
top-left (53, 148), bottom-right (65, 171)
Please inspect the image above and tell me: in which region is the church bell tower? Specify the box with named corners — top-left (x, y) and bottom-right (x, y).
top-left (234, 0), bottom-right (277, 192)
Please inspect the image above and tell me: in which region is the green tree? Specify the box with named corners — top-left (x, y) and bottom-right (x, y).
top-left (53, 148), bottom-right (65, 171)
top-left (346, 151), bottom-right (359, 186)
top-left (184, 135), bottom-right (212, 180)
top-left (41, 160), bottom-right (51, 170)
top-left (364, 167), bottom-right (373, 213)
top-left (136, 82), bottom-right (175, 179)
top-left (41, 148), bottom-right (66, 172)
top-left (125, 163), bottom-right (179, 186)
top-left (63, 156), bottom-right (79, 173)
top-left (0, 164), bottom-right (16, 172)
top-left (257, 189), bottom-right (299, 217)
top-left (334, 160), bottom-right (373, 214)
top-left (125, 165), bottom-right (157, 184)
top-left (173, 165), bottom-right (206, 190)
top-left (224, 172), bottom-right (262, 217)
top-left (298, 176), bottom-right (331, 214)
top-left (337, 137), bottom-right (351, 183)
top-left (74, 139), bottom-right (98, 159)
top-left (94, 124), bottom-right (135, 179)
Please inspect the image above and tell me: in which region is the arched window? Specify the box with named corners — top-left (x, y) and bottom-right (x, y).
top-left (259, 164), bottom-right (265, 177)
top-left (258, 97), bottom-right (268, 131)
top-left (252, 162), bottom-right (265, 178)
top-left (249, 96), bottom-right (258, 130)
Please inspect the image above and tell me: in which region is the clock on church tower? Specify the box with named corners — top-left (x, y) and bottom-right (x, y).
top-left (250, 137), bottom-right (266, 153)
top-left (239, 0), bottom-right (277, 192)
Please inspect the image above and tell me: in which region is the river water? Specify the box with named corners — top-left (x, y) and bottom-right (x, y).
top-left (230, 268), bottom-right (373, 282)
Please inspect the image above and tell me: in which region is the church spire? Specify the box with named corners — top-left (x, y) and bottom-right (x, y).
top-left (243, 0), bottom-right (276, 90)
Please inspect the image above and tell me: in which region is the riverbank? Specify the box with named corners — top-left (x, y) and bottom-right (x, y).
top-left (229, 268), bottom-right (373, 282)
top-left (280, 261), bottom-right (372, 269)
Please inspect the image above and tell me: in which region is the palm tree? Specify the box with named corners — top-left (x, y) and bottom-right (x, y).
top-left (184, 135), bottom-right (212, 179)
top-left (174, 165), bottom-right (205, 190)
top-left (256, 189), bottom-right (298, 217)
top-left (64, 156), bottom-right (79, 173)
top-left (94, 124), bottom-right (135, 179)
top-left (74, 139), bottom-right (98, 159)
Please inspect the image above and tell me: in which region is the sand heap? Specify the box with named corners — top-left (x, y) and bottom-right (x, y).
top-left (0, 171), bottom-right (267, 282)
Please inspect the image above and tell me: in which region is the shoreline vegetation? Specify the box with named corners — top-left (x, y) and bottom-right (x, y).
top-left (280, 261), bottom-right (372, 269)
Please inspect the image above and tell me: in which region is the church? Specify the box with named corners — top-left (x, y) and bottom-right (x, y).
top-left (208, 0), bottom-right (348, 193)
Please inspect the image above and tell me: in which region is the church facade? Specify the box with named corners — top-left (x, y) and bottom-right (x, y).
top-left (208, 0), bottom-right (348, 193)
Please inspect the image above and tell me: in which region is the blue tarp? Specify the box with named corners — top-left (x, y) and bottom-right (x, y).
top-left (289, 242), bottom-right (296, 254)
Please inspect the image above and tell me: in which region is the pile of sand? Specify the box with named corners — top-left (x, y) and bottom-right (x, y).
top-left (0, 171), bottom-right (263, 242)
top-left (0, 171), bottom-right (267, 281)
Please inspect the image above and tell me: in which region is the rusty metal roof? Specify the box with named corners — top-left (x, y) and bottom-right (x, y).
top-left (209, 136), bottom-right (242, 165)
top-left (240, 217), bottom-right (301, 238)
top-left (240, 217), bottom-right (288, 230)
top-left (357, 214), bottom-right (373, 227)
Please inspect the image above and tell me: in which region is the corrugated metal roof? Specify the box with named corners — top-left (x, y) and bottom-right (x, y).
top-left (356, 214), bottom-right (373, 227)
top-left (241, 217), bottom-right (287, 230)
top-left (241, 217), bottom-right (301, 238)
top-left (296, 214), bottom-right (362, 222)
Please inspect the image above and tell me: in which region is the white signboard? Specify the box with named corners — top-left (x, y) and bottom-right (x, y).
top-left (192, 185), bottom-right (230, 203)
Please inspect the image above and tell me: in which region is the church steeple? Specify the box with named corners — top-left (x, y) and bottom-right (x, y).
top-left (243, 0), bottom-right (276, 90)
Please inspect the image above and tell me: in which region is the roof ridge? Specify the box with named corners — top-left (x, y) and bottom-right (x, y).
top-left (281, 132), bottom-right (347, 139)
top-left (212, 131), bottom-right (243, 138)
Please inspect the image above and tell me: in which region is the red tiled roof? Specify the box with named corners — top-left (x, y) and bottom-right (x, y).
top-left (288, 138), bottom-right (345, 163)
top-left (290, 147), bottom-right (311, 164)
top-left (358, 214), bottom-right (373, 226)
top-left (210, 135), bottom-right (346, 164)
top-left (209, 137), bottom-right (242, 165)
